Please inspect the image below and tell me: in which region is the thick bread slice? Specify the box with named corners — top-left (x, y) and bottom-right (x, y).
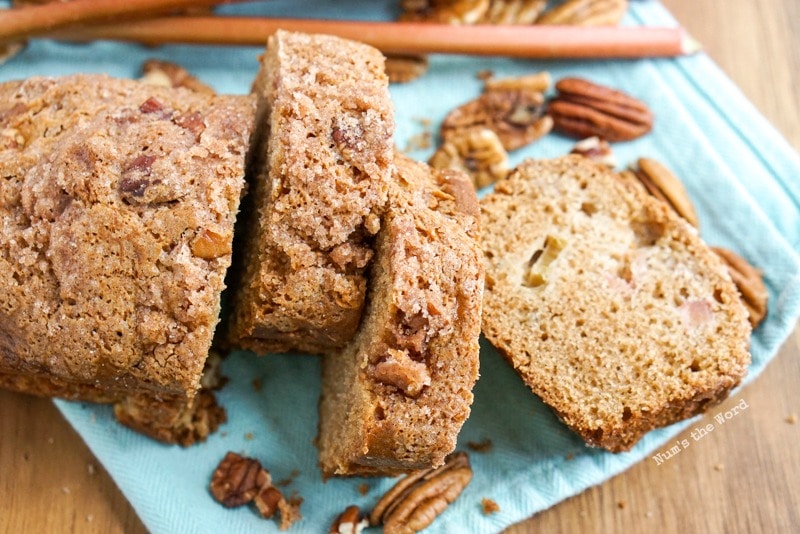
top-left (318, 154), bottom-right (483, 476)
top-left (480, 156), bottom-right (751, 452)
top-left (227, 30), bottom-right (394, 355)
top-left (0, 74), bottom-right (254, 402)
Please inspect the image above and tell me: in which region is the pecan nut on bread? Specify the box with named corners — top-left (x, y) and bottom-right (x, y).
top-left (317, 154), bottom-right (483, 476)
top-left (480, 156), bottom-right (751, 452)
top-left (227, 30), bottom-right (394, 355)
top-left (0, 75), bottom-right (255, 404)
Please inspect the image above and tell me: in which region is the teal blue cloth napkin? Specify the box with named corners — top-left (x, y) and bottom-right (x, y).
top-left (3, 1), bottom-right (799, 532)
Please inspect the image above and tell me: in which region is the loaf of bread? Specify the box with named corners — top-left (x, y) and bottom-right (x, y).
top-left (317, 154), bottom-right (483, 476)
top-left (227, 30), bottom-right (394, 355)
top-left (480, 156), bottom-right (751, 452)
top-left (0, 74), bottom-right (255, 403)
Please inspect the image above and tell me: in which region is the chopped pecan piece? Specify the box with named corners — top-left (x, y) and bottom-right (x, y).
top-left (429, 127), bottom-right (509, 189)
top-left (373, 348), bottom-right (432, 398)
top-left (441, 89), bottom-right (552, 151)
top-left (140, 59), bottom-right (216, 95)
top-left (370, 451), bottom-right (473, 534)
top-left (209, 452), bottom-right (270, 508)
top-left (329, 505), bottom-right (369, 534)
top-left (630, 157), bottom-right (699, 228)
top-left (385, 54), bottom-right (430, 83)
top-left (713, 247), bottom-right (768, 328)
top-left (537, 0), bottom-right (629, 26)
top-left (483, 71), bottom-right (551, 94)
top-left (191, 228), bottom-right (232, 260)
top-left (548, 77), bottom-right (653, 142)
top-left (210, 452), bottom-right (302, 530)
top-left (570, 136), bottom-right (616, 168)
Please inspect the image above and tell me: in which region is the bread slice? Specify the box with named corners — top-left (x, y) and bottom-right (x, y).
top-left (480, 156), bottom-right (751, 452)
top-left (317, 154), bottom-right (483, 476)
top-left (227, 30), bottom-right (394, 355)
top-left (0, 74), bottom-right (254, 402)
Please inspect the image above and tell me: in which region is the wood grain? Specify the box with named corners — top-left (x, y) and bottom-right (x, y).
top-left (1, 1), bottom-right (799, 533)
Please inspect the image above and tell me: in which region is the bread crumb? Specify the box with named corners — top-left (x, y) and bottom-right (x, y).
top-left (476, 70), bottom-right (494, 81)
top-left (87, 463), bottom-right (96, 476)
top-left (467, 438), bottom-right (493, 453)
top-left (244, 432), bottom-right (254, 441)
top-left (617, 500), bottom-right (626, 509)
top-left (61, 486), bottom-right (70, 494)
top-left (481, 498), bottom-right (500, 515)
top-left (357, 483), bottom-right (370, 496)
top-left (252, 377), bottom-right (263, 392)
top-left (276, 469), bottom-right (300, 487)
top-left (86, 514), bottom-right (94, 523)
top-left (47, 437), bottom-right (54, 445)
top-left (786, 413), bottom-right (797, 424)
top-left (645, 510), bottom-right (654, 518)
top-left (713, 463), bottom-right (724, 471)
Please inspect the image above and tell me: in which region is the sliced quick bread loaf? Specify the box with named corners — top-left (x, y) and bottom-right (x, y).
top-left (0, 74), bottom-right (254, 402)
top-left (480, 155), bottom-right (751, 452)
top-left (227, 30), bottom-right (394, 355)
top-left (317, 154), bottom-right (483, 476)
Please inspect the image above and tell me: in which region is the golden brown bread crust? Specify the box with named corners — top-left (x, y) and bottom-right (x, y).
top-left (317, 154), bottom-right (483, 477)
top-left (480, 156), bottom-right (751, 452)
top-left (227, 30), bottom-right (394, 356)
top-left (0, 74), bottom-right (254, 401)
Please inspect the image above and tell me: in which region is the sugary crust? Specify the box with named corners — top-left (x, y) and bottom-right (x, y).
top-left (318, 154), bottom-right (483, 477)
top-left (0, 75), bottom-right (254, 400)
top-left (228, 30), bottom-right (394, 355)
top-left (480, 155), bottom-right (751, 452)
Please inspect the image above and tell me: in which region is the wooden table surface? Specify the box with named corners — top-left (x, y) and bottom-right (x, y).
top-left (2, 1), bottom-right (799, 532)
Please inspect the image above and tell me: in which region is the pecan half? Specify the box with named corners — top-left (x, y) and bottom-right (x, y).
top-left (400, 0), bottom-right (490, 24)
top-left (713, 247), bottom-right (768, 328)
top-left (548, 77), bottom-right (653, 142)
top-left (631, 157), bottom-right (699, 228)
top-left (480, 0), bottom-right (546, 24)
top-left (385, 54), bottom-right (430, 83)
top-left (537, 0), bottom-right (629, 26)
top-left (329, 505), bottom-right (369, 534)
top-left (370, 451), bottom-right (473, 534)
top-left (210, 452), bottom-right (271, 508)
top-left (569, 136), bottom-right (616, 168)
top-left (442, 89), bottom-right (552, 151)
top-left (429, 127), bottom-right (509, 189)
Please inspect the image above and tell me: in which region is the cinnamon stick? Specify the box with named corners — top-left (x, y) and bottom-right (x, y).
top-left (48, 17), bottom-right (700, 59)
top-left (0, 0), bottom-right (245, 44)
